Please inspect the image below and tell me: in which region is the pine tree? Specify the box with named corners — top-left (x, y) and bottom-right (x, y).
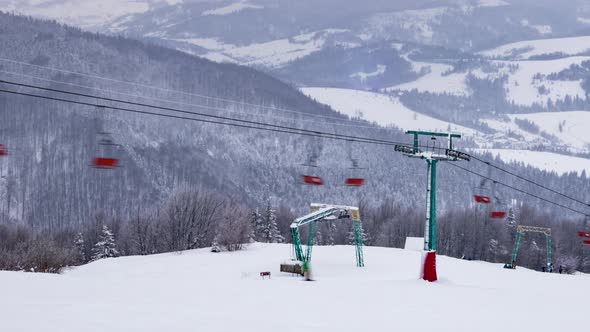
top-left (327, 221), bottom-right (336, 246)
top-left (261, 200), bottom-right (284, 243)
top-left (91, 225), bottom-right (119, 261)
top-left (251, 208), bottom-right (263, 242)
top-left (506, 208), bottom-right (517, 227)
top-left (74, 232), bottom-right (86, 264)
top-left (348, 224), bottom-right (369, 246)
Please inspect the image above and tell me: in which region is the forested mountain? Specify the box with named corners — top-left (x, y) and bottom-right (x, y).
top-left (0, 12), bottom-right (588, 272)
top-left (8, 1), bottom-right (590, 155)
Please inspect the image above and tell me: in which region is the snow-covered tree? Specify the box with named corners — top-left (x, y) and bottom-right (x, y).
top-left (251, 208), bottom-right (263, 241)
top-left (327, 221), bottom-right (337, 246)
top-left (506, 207), bottom-right (517, 226)
top-left (74, 232), bottom-right (86, 264)
top-left (348, 224), bottom-right (369, 246)
top-left (214, 206), bottom-right (251, 251)
top-left (259, 200), bottom-right (284, 243)
top-left (91, 225), bottom-right (119, 261)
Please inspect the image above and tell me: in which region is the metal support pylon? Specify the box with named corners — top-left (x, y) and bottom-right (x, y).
top-left (396, 131), bottom-right (466, 254)
top-left (353, 219), bottom-right (365, 267)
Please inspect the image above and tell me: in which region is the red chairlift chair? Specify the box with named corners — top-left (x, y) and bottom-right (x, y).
top-left (92, 132), bottom-right (119, 170)
top-left (490, 211), bottom-right (507, 219)
top-left (344, 159), bottom-right (365, 187)
top-left (303, 175), bottom-right (324, 186)
top-left (301, 155), bottom-right (323, 186)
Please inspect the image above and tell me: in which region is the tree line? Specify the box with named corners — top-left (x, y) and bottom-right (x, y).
top-left (1, 189), bottom-right (588, 274)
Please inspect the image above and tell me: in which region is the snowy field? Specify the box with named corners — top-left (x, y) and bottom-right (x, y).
top-left (472, 149), bottom-right (590, 175)
top-left (481, 111), bottom-right (590, 153)
top-left (0, 243), bottom-right (587, 332)
top-left (301, 87), bottom-right (477, 135)
top-left (480, 35), bottom-right (590, 60)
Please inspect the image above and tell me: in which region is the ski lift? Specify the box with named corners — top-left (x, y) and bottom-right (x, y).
top-left (0, 144), bottom-right (6, 157)
top-left (473, 179), bottom-right (491, 204)
top-left (490, 211), bottom-right (507, 219)
top-left (344, 140), bottom-right (365, 187)
top-left (345, 159), bottom-right (365, 187)
top-left (473, 167), bottom-right (506, 218)
top-left (92, 132), bottom-right (120, 169)
top-left (301, 155), bottom-right (323, 186)
top-left (584, 240), bottom-right (590, 246)
top-left (489, 189), bottom-right (507, 219)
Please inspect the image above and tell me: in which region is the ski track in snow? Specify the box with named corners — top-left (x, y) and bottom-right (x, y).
top-left (0, 243), bottom-right (587, 332)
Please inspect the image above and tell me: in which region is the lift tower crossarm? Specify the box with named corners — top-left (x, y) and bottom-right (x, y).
top-left (290, 206), bottom-right (344, 229)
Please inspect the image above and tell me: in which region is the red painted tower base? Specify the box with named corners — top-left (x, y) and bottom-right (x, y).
top-left (422, 251), bottom-right (438, 282)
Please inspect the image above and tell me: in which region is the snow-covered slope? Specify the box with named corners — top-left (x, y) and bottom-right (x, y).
top-left (481, 111), bottom-right (590, 153)
top-left (473, 149), bottom-right (590, 175)
top-left (202, 1), bottom-right (263, 16)
top-left (384, 62), bottom-right (470, 96)
top-left (0, 0), bottom-right (169, 29)
top-left (0, 243), bottom-right (587, 332)
top-left (301, 88), bottom-right (590, 176)
top-left (301, 88), bottom-right (477, 135)
top-left (500, 57), bottom-right (590, 106)
top-left (480, 36), bottom-right (590, 60)
top-left (170, 29), bottom-right (348, 68)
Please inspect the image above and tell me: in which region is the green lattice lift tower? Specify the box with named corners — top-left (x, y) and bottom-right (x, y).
top-left (506, 225), bottom-right (552, 271)
top-left (395, 131), bottom-right (470, 251)
top-left (289, 203), bottom-right (364, 267)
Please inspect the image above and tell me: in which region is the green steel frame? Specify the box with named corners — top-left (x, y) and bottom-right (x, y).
top-left (290, 204), bottom-right (365, 267)
top-left (509, 225), bottom-right (552, 270)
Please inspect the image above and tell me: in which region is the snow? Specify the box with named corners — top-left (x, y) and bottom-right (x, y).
top-left (480, 111), bottom-right (590, 153)
top-left (300, 88), bottom-right (477, 135)
top-left (179, 30), bottom-right (347, 68)
top-left (508, 111), bottom-right (590, 152)
top-left (480, 36), bottom-right (590, 60)
top-left (477, 0), bottom-right (510, 7)
top-left (500, 57), bottom-right (590, 106)
top-left (364, 7), bottom-right (448, 43)
top-left (349, 64), bottom-right (387, 83)
top-left (224, 30), bottom-right (347, 68)
top-left (0, 0), bottom-right (154, 29)
top-left (170, 37), bottom-right (229, 50)
top-left (202, 2), bottom-right (264, 16)
top-left (578, 17), bottom-right (590, 25)
top-left (0, 243), bottom-right (587, 332)
top-left (519, 19), bottom-right (552, 35)
top-left (404, 237), bottom-right (424, 251)
top-left (385, 62), bottom-right (470, 96)
top-left (473, 149), bottom-right (590, 175)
